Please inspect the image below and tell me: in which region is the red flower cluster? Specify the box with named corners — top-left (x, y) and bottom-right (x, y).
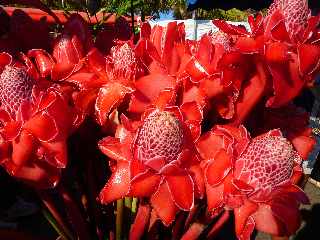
top-left (0, 0), bottom-right (319, 239)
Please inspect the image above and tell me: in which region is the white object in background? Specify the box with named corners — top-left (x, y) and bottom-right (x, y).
top-left (148, 19), bottom-right (250, 40)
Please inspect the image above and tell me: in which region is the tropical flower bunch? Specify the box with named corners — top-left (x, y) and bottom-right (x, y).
top-left (0, 0), bottom-right (319, 239)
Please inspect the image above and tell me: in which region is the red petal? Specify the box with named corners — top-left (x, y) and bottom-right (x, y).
top-left (253, 204), bottom-right (283, 235)
top-left (235, 37), bottom-right (260, 53)
top-left (150, 182), bottom-right (179, 226)
top-left (238, 216), bottom-right (255, 240)
top-left (166, 173), bottom-right (194, 211)
top-left (129, 203), bottom-right (151, 240)
top-left (23, 112), bottom-right (58, 142)
top-left (154, 88), bottom-right (176, 110)
top-left (291, 135), bottom-right (316, 160)
top-left (99, 161), bottom-right (130, 204)
top-left (266, 56), bottom-right (305, 108)
top-left (12, 131), bottom-right (34, 168)
top-left (98, 136), bottom-right (130, 162)
top-left (53, 34), bottom-right (84, 65)
top-left (265, 42), bottom-right (290, 63)
top-left (232, 65), bottom-right (267, 125)
top-left (213, 19), bottom-right (249, 36)
top-left (129, 170), bottom-right (161, 197)
top-left (196, 131), bottom-right (224, 160)
top-left (234, 200), bottom-right (258, 237)
top-left (274, 184), bottom-right (309, 205)
top-left (51, 62), bottom-right (78, 81)
top-left (197, 35), bottom-right (215, 70)
top-left (87, 48), bottom-right (107, 78)
top-left (28, 49), bottom-right (54, 78)
top-left (144, 157), bottom-right (166, 172)
top-left (140, 22), bottom-right (151, 39)
top-left (199, 76), bottom-right (224, 98)
top-left (95, 83), bottom-right (134, 125)
top-left (66, 71), bottom-right (104, 90)
top-left (184, 120), bottom-right (201, 141)
top-left (270, 197), bottom-right (301, 235)
top-left (0, 52), bottom-right (12, 70)
top-left (73, 89), bottom-right (97, 113)
top-left (41, 140), bottom-right (68, 168)
top-left (134, 73), bottom-right (176, 102)
top-left (264, 10), bottom-right (286, 40)
top-left (206, 183), bottom-right (224, 211)
top-left (161, 22), bottom-right (182, 74)
top-left (0, 109), bottom-right (12, 124)
top-left (185, 57), bottom-right (208, 82)
top-left (180, 101), bottom-right (203, 122)
top-left (298, 44), bottom-right (320, 75)
top-left (271, 19), bottom-right (291, 42)
top-left (2, 121), bottom-right (22, 140)
top-left (128, 91), bottom-right (150, 114)
top-left (189, 164), bottom-right (205, 199)
top-left (205, 150), bottom-right (232, 187)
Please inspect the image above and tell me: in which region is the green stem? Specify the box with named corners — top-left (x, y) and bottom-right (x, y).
top-left (116, 199), bottom-right (124, 240)
top-left (124, 197), bottom-right (132, 237)
top-left (131, 198), bottom-right (138, 214)
top-left (40, 192), bottom-right (74, 240)
top-left (42, 208), bottom-right (70, 240)
top-left (124, 197), bottom-right (132, 209)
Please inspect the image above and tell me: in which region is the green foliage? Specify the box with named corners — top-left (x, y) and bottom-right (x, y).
top-left (100, 0), bottom-right (176, 18)
top-left (172, 1), bottom-right (250, 21)
top-left (197, 8), bottom-right (249, 21)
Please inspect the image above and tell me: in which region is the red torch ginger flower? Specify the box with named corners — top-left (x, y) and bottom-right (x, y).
top-left (68, 42), bottom-right (140, 126)
top-left (196, 125), bottom-right (311, 239)
top-left (267, 0), bottom-right (310, 39)
top-left (99, 97), bottom-right (204, 225)
top-left (211, 4), bottom-right (320, 121)
top-left (0, 52), bottom-right (79, 188)
top-left (27, 14), bottom-right (93, 82)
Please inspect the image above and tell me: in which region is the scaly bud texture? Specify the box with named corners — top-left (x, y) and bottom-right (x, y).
top-left (0, 66), bottom-right (35, 115)
top-left (235, 135), bottom-right (300, 194)
top-left (135, 111), bottom-right (184, 163)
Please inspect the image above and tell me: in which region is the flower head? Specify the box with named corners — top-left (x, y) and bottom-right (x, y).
top-left (99, 95), bottom-right (204, 225)
top-left (196, 125), bottom-right (311, 239)
top-left (0, 52), bottom-right (79, 188)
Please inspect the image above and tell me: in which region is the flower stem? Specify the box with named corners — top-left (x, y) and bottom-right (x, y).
top-left (206, 210), bottom-right (230, 238)
top-left (116, 199), bottom-right (124, 240)
top-left (39, 192), bottom-right (74, 240)
top-left (42, 208), bottom-right (70, 240)
top-left (124, 197), bottom-right (133, 237)
top-left (131, 198), bottom-right (138, 214)
top-left (58, 185), bottom-right (91, 240)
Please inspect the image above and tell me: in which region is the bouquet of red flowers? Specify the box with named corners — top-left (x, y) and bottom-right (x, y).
top-left (0, 0), bottom-right (319, 239)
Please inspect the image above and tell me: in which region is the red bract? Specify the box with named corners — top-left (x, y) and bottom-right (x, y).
top-left (196, 125), bottom-right (311, 239)
top-left (212, 8), bottom-right (320, 114)
top-left (0, 52), bottom-right (79, 188)
top-left (67, 43), bottom-right (139, 126)
top-left (29, 14), bottom-right (93, 81)
top-left (128, 22), bottom-right (186, 114)
top-left (98, 97), bottom-right (204, 226)
top-left (267, 0), bottom-right (310, 40)
top-left (180, 33), bottom-right (257, 120)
